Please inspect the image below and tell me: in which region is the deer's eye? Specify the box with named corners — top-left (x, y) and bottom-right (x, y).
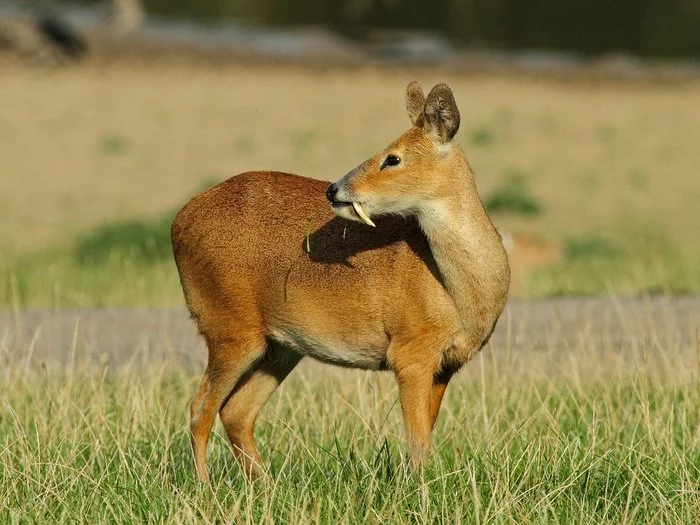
top-left (380, 154), bottom-right (401, 170)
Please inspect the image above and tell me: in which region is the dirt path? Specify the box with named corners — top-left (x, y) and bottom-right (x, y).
top-left (2, 297), bottom-right (697, 378)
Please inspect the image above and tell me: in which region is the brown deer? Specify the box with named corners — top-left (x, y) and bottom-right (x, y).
top-left (171, 81), bottom-right (510, 482)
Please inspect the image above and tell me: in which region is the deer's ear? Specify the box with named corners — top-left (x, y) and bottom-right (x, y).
top-left (423, 83), bottom-right (460, 143)
top-left (405, 81), bottom-right (426, 127)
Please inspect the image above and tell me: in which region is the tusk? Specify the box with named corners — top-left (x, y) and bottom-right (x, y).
top-left (352, 202), bottom-right (375, 227)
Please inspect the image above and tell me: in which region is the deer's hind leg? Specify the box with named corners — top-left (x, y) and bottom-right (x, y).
top-left (219, 342), bottom-right (302, 480)
top-left (190, 334), bottom-right (266, 483)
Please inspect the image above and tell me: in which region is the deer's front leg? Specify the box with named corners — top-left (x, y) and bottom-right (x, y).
top-left (394, 362), bottom-right (439, 468)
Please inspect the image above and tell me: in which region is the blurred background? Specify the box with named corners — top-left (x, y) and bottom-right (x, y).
top-left (1, 0), bottom-right (699, 306)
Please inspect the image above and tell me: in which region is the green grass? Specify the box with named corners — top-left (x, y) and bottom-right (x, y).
top-left (73, 178), bottom-right (220, 265)
top-left (74, 215), bottom-right (174, 265)
top-left (627, 169), bottom-right (649, 191)
top-left (0, 249), bottom-right (182, 308)
top-left (99, 133), bottom-right (130, 156)
top-left (0, 205), bottom-right (180, 307)
top-left (470, 125), bottom-right (496, 148)
top-left (233, 135), bottom-right (256, 155)
top-left (597, 125), bottom-right (618, 144)
top-left (2, 344), bottom-right (699, 523)
top-left (484, 170), bottom-right (542, 217)
top-left (525, 228), bottom-right (700, 297)
top-left (565, 233), bottom-right (620, 261)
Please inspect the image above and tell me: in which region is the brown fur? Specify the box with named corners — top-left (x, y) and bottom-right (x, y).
top-left (172, 82), bottom-right (510, 482)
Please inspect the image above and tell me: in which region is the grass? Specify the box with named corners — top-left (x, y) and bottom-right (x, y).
top-left (565, 233), bottom-right (620, 261)
top-left (233, 135), bottom-right (256, 155)
top-left (484, 170), bottom-right (542, 217)
top-left (470, 125), bottom-right (496, 147)
top-left (596, 125), bottom-right (618, 143)
top-left (74, 214), bottom-right (174, 265)
top-left (1, 306), bottom-right (699, 523)
top-left (4, 61), bottom-right (699, 254)
top-left (99, 133), bottom-right (130, 156)
top-left (525, 228), bottom-right (700, 297)
top-left (290, 129), bottom-right (317, 155)
top-left (627, 169), bottom-right (649, 191)
top-left (0, 249), bottom-right (182, 308)
top-left (2, 54), bottom-right (700, 524)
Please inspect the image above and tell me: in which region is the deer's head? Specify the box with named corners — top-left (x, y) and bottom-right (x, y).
top-left (327, 81), bottom-right (461, 227)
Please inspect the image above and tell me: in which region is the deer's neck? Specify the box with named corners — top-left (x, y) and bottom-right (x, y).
top-left (417, 152), bottom-right (510, 342)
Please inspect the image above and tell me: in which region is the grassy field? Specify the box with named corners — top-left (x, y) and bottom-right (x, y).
top-left (1, 57), bottom-right (700, 304)
top-left (1, 55), bottom-right (699, 522)
top-left (2, 301), bottom-right (699, 523)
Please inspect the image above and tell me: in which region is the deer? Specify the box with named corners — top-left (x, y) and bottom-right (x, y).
top-left (171, 81), bottom-right (511, 482)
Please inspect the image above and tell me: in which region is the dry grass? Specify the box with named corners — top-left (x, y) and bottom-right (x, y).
top-left (1, 299), bottom-right (699, 522)
top-left (1, 58), bottom-right (700, 253)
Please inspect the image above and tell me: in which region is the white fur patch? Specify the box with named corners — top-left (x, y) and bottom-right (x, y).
top-left (268, 327), bottom-right (387, 370)
top-left (435, 142), bottom-right (454, 157)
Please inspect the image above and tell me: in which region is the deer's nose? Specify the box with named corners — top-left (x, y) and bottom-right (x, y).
top-left (326, 183), bottom-right (338, 202)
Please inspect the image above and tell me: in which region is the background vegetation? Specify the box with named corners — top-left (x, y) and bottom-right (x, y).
top-left (1, 62), bottom-right (699, 306)
top-left (77, 0), bottom-right (700, 58)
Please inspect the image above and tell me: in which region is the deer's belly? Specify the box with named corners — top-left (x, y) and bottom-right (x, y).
top-left (266, 322), bottom-right (389, 370)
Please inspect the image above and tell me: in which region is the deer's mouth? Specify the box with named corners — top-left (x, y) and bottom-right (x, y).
top-left (330, 200), bottom-right (376, 227)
